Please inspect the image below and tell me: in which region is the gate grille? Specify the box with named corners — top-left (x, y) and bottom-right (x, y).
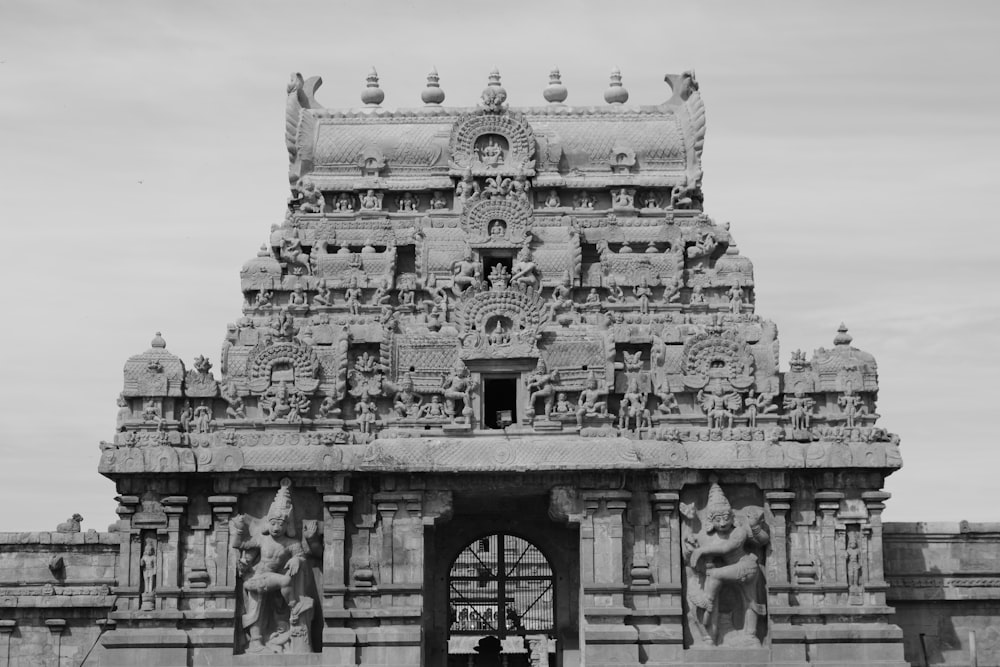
top-left (448, 533), bottom-right (554, 637)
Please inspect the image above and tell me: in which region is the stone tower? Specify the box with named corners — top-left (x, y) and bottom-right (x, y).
top-left (97, 68), bottom-right (907, 666)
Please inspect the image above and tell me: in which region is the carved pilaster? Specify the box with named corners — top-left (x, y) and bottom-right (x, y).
top-left (207, 495), bottom-right (237, 594)
top-left (0, 619), bottom-right (15, 667)
top-left (862, 490), bottom-right (890, 603)
top-left (323, 493), bottom-right (352, 608)
top-left (651, 492), bottom-right (680, 587)
top-left (815, 491), bottom-right (844, 585)
top-left (160, 495), bottom-right (188, 610)
top-left (115, 495), bottom-right (140, 596)
top-left (580, 489), bottom-right (637, 666)
top-left (764, 491), bottom-right (795, 586)
top-left (45, 619), bottom-right (66, 667)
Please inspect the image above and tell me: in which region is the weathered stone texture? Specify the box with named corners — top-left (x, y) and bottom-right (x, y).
top-left (885, 522), bottom-right (1000, 666)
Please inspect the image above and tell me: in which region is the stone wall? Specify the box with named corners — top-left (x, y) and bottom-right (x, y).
top-left (0, 531), bottom-right (118, 667)
top-left (885, 522), bottom-right (1000, 667)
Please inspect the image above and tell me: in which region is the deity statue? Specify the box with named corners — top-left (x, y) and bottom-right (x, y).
top-left (450, 247), bottom-right (482, 297)
top-left (583, 288), bottom-right (601, 310)
top-left (697, 388), bottom-right (740, 429)
top-left (141, 540), bottom-right (157, 597)
top-left (687, 232), bottom-right (718, 259)
top-left (510, 246), bottom-right (539, 290)
top-left (507, 174), bottom-right (529, 202)
top-left (488, 263), bottom-right (510, 290)
top-left (544, 190), bottom-right (561, 208)
top-left (655, 383), bottom-right (679, 415)
top-left (689, 284), bottom-right (706, 305)
top-left (727, 284), bottom-right (744, 314)
top-left (312, 280), bottom-right (333, 307)
top-left (441, 360), bottom-right (475, 424)
top-left (224, 389), bottom-right (247, 420)
top-left (429, 191), bottom-right (448, 210)
top-left (743, 390), bottom-right (777, 428)
top-left (605, 276), bottom-right (625, 303)
top-left (279, 229), bottom-right (311, 273)
top-left (371, 279), bottom-right (392, 308)
top-left (838, 386), bottom-right (868, 428)
top-left (293, 179), bottom-right (324, 213)
top-left (391, 373), bottom-right (423, 419)
top-left (288, 282), bottom-right (308, 307)
top-left (847, 537), bottom-right (863, 590)
top-left (574, 191), bottom-right (594, 209)
top-left (229, 479), bottom-right (319, 654)
top-left (634, 278), bottom-right (653, 315)
top-left (455, 169), bottom-right (481, 203)
top-left (489, 219), bottom-right (506, 238)
top-left (662, 274), bottom-right (681, 304)
top-left (261, 381), bottom-right (310, 423)
top-left (418, 395), bottom-right (447, 420)
top-left (614, 188), bottom-right (634, 208)
top-left (116, 394), bottom-right (130, 431)
top-left (192, 403), bottom-right (212, 433)
top-left (618, 377), bottom-right (648, 433)
top-left (254, 289), bottom-right (274, 309)
top-left (334, 193), bottom-right (353, 211)
top-left (784, 389), bottom-right (815, 430)
top-left (344, 277), bottom-right (362, 315)
top-left (681, 479), bottom-right (769, 647)
top-left (397, 192), bottom-right (418, 211)
top-left (553, 392), bottom-right (573, 415)
top-left (525, 359), bottom-right (559, 420)
top-left (550, 272), bottom-right (574, 315)
top-left (476, 137), bottom-right (505, 168)
top-left (487, 320), bottom-right (510, 346)
top-left (576, 372), bottom-right (608, 428)
top-left (179, 401), bottom-right (194, 433)
top-left (355, 398), bottom-right (377, 435)
top-left (318, 395), bottom-right (340, 419)
top-left (643, 191), bottom-right (659, 209)
top-left (360, 189), bottom-right (380, 210)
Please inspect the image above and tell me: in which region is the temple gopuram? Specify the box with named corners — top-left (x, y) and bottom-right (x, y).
top-left (2, 68), bottom-right (998, 667)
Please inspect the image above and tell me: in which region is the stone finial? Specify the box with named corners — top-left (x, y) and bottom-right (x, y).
top-left (604, 66), bottom-right (629, 104)
top-left (361, 67), bottom-right (384, 107)
top-left (421, 67), bottom-right (445, 106)
top-left (151, 332), bottom-right (166, 349)
top-left (543, 66), bottom-right (568, 104)
top-left (481, 66), bottom-right (507, 112)
top-left (834, 323), bottom-right (853, 346)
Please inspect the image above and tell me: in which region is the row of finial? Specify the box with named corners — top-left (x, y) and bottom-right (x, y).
top-left (357, 66), bottom-right (631, 107)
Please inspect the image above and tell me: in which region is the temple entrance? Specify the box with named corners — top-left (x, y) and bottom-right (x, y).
top-left (427, 496), bottom-right (579, 667)
top-left (447, 533), bottom-right (555, 667)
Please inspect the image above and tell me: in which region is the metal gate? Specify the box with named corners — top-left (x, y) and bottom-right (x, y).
top-left (448, 533), bottom-right (555, 638)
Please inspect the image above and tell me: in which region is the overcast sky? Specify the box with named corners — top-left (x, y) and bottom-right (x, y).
top-left (1, 1), bottom-right (997, 532)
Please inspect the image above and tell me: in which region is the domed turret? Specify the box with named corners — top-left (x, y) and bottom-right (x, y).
top-left (361, 67), bottom-right (384, 107)
top-left (421, 67), bottom-right (445, 106)
top-left (604, 66), bottom-right (629, 104)
top-left (543, 66), bottom-right (568, 104)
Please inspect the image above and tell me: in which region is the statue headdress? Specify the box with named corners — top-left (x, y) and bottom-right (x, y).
top-left (705, 475), bottom-right (732, 520)
top-left (265, 478), bottom-right (296, 537)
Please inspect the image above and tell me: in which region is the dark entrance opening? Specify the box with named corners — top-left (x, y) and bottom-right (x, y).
top-left (484, 377), bottom-right (517, 429)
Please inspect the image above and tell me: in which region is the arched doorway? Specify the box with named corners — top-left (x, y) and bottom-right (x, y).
top-left (447, 532), bottom-right (555, 666)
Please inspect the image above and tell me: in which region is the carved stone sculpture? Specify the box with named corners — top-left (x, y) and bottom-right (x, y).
top-left (681, 479), bottom-right (769, 647)
top-left (576, 372), bottom-right (608, 427)
top-left (140, 539), bottom-right (157, 610)
top-left (230, 479), bottom-right (319, 654)
top-left (56, 514), bottom-right (83, 533)
top-left (525, 358), bottom-right (559, 420)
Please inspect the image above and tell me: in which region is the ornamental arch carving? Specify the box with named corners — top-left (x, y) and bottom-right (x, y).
top-left (449, 110), bottom-right (536, 176)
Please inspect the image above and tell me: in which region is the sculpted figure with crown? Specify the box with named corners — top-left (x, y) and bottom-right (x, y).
top-left (229, 479), bottom-right (319, 654)
top-left (680, 478), bottom-right (770, 647)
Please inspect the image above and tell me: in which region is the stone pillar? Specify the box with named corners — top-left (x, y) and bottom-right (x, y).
top-left (115, 495), bottom-right (140, 607)
top-left (44, 619), bottom-right (65, 667)
top-left (359, 491), bottom-right (424, 667)
top-left (640, 491), bottom-right (682, 666)
top-left (580, 489), bottom-right (638, 667)
top-left (815, 491), bottom-right (844, 585)
top-left (322, 493), bottom-right (354, 664)
top-left (862, 490), bottom-right (891, 605)
top-left (206, 495), bottom-right (237, 597)
top-left (160, 495), bottom-right (188, 611)
top-left (0, 620), bottom-right (15, 667)
top-left (764, 491), bottom-right (795, 586)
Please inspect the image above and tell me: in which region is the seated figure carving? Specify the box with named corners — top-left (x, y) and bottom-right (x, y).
top-left (681, 479), bottom-right (769, 647)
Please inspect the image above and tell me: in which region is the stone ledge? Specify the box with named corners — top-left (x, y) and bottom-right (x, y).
top-left (0, 532), bottom-right (120, 546)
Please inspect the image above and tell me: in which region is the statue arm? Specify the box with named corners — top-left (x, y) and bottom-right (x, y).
top-left (229, 514), bottom-right (259, 551)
